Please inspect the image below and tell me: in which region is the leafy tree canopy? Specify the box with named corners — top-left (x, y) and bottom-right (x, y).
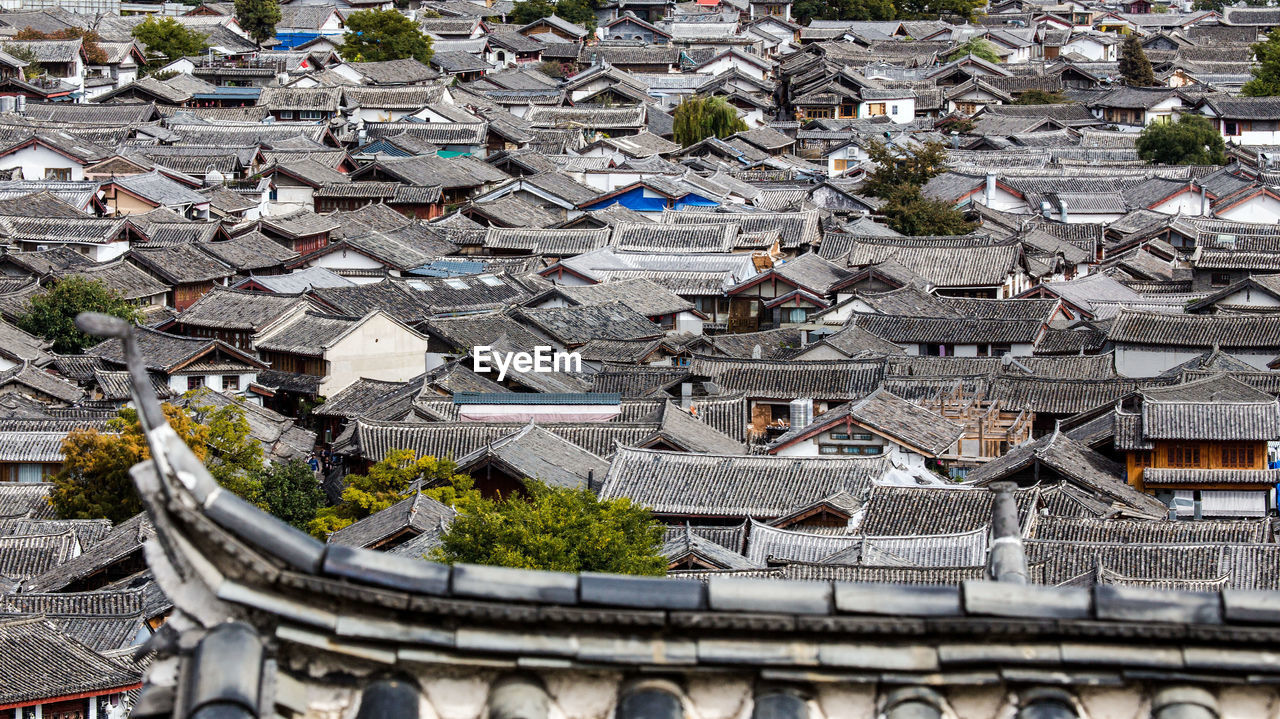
top-left (878, 184), bottom-right (974, 236)
top-left (308, 449), bottom-right (470, 538)
top-left (1244, 28), bottom-right (1280, 97)
top-left (1014, 89), bottom-right (1071, 105)
top-left (793, 0), bottom-right (978, 23)
top-left (1118, 34), bottom-right (1156, 87)
top-left (433, 479), bottom-right (667, 575)
top-left (861, 139), bottom-right (950, 198)
top-left (259, 460), bottom-right (325, 530)
top-left (51, 404), bottom-right (208, 524)
top-left (1135, 114), bottom-right (1226, 166)
top-left (132, 17), bottom-right (210, 61)
top-left (17, 276), bottom-right (140, 354)
top-left (51, 395), bottom-right (316, 526)
top-left (186, 389), bottom-right (266, 504)
top-left (946, 37), bottom-right (1000, 63)
top-left (340, 9), bottom-right (433, 64)
top-left (234, 0), bottom-right (282, 46)
top-left (793, 0), bottom-right (895, 23)
top-left (511, 0), bottom-right (597, 29)
top-left (673, 95), bottom-right (748, 147)
top-left (15, 27), bottom-right (108, 64)
top-left (2, 43), bottom-right (42, 79)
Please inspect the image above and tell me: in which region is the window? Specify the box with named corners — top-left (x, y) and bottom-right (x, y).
top-left (1211, 272), bottom-right (1232, 287)
top-left (300, 110), bottom-right (323, 120)
top-left (221, 375), bottom-right (240, 391)
top-left (1134, 450), bottom-right (1153, 468)
top-left (839, 103), bottom-right (855, 118)
top-left (187, 376), bottom-right (205, 391)
top-left (44, 168), bottom-right (71, 180)
top-left (990, 344), bottom-right (1011, 357)
top-left (803, 108), bottom-right (833, 119)
top-left (1224, 121), bottom-right (1242, 136)
top-left (1222, 444), bottom-right (1256, 468)
top-left (1168, 443), bottom-right (1201, 468)
top-left (786, 308), bottom-right (807, 323)
top-left (830, 431), bottom-right (873, 441)
top-left (278, 111), bottom-right (294, 119)
top-left (867, 103), bottom-right (887, 116)
top-left (833, 159), bottom-right (848, 172)
top-left (891, 105), bottom-right (899, 115)
top-left (819, 444), bottom-right (884, 455)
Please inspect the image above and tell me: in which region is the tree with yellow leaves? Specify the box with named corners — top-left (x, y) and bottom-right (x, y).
top-left (51, 404), bottom-right (208, 523)
top-left (307, 449), bottom-right (474, 538)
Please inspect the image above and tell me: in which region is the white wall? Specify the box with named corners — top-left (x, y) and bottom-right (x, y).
top-left (860, 98), bottom-right (915, 124)
top-left (0, 144), bottom-right (84, 181)
top-left (1217, 193), bottom-right (1280, 224)
top-left (673, 311), bottom-right (704, 334)
top-left (303, 247), bottom-right (390, 275)
top-left (168, 371), bottom-right (258, 396)
top-left (1214, 286), bottom-right (1280, 308)
top-left (320, 313), bottom-right (431, 396)
top-left (1114, 344), bottom-right (1278, 376)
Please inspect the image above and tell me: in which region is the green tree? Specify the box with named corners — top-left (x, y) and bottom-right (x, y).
top-left (2, 43), bottom-right (42, 79)
top-left (946, 37), bottom-right (1000, 63)
top-left (186, 389), bottom-right (266, 505)
top-left (132, 16), bottom-right (210, 62)
top-left (896, 0), bottom-right (983, 21)
top-left (1244, 28), bottom-right (1280, 97)
top-left (878, 184), bottom-right (973, 236)
top-left (1014, 89), bottom-right (1071, 105)
top-left (793, 0), bottom-right (895, 23)
top-left (862, 139), bottom-right (950, 199)
top-left (1118, 34), bottom-right (1157, 87)
top-left (340, 9), bottom-right (433, 64)
top-left (511, 0), bottom-right (597, 29)
top-left (1135, 114), bottom-right (1227, 165)
top-left (308, 449), bottom-right (471, 538)
top-left (258, 460), bottom-right (325, 530)
top-left (673, 95), bottom-right (748, 147)
top-left (552, 0), bottom-right (596, 30)
top-left (17, 277), bottom-right (140, 354)
top-left (511, 0), bottom-right (555, 23)
top-left (433, 479), bottom-right (666, 575)
top-left (51, 404), bottom-right (209, 524)
top-left (234, 0), bottom-right (281, 47)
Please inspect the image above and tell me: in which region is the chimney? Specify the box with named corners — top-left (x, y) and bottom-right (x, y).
top-left (1058, 199), bottom-right (1069, 224)
top-left (1201, 184), bottom-right (1210, 217)
top-left (986, 481), bottom-right (1027, 584)
top-left (680, 382), bottom-right (693, 410)
top-left (984, 173), bottom-right (996, 206)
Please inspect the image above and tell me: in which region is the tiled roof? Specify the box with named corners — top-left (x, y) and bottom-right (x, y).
top-left (599, 446), bottom-right (887, 518)
top-left (1107, 310), bottom-right (1280, 349)
top-left (0, 617), bottom-right (140, 704)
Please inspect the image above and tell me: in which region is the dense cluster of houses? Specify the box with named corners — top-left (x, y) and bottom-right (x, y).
top-left (0, 0), bottom-right (1278, 715)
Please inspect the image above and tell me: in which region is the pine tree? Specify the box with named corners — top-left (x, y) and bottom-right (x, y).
top-left (234, 0), bottom-right (282, 47)
top-left (1119, 34), bottom-right (1157, 87)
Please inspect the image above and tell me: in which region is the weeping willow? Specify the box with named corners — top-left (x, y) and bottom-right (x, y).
top-left (673, 95), bottom-right (749, 147)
